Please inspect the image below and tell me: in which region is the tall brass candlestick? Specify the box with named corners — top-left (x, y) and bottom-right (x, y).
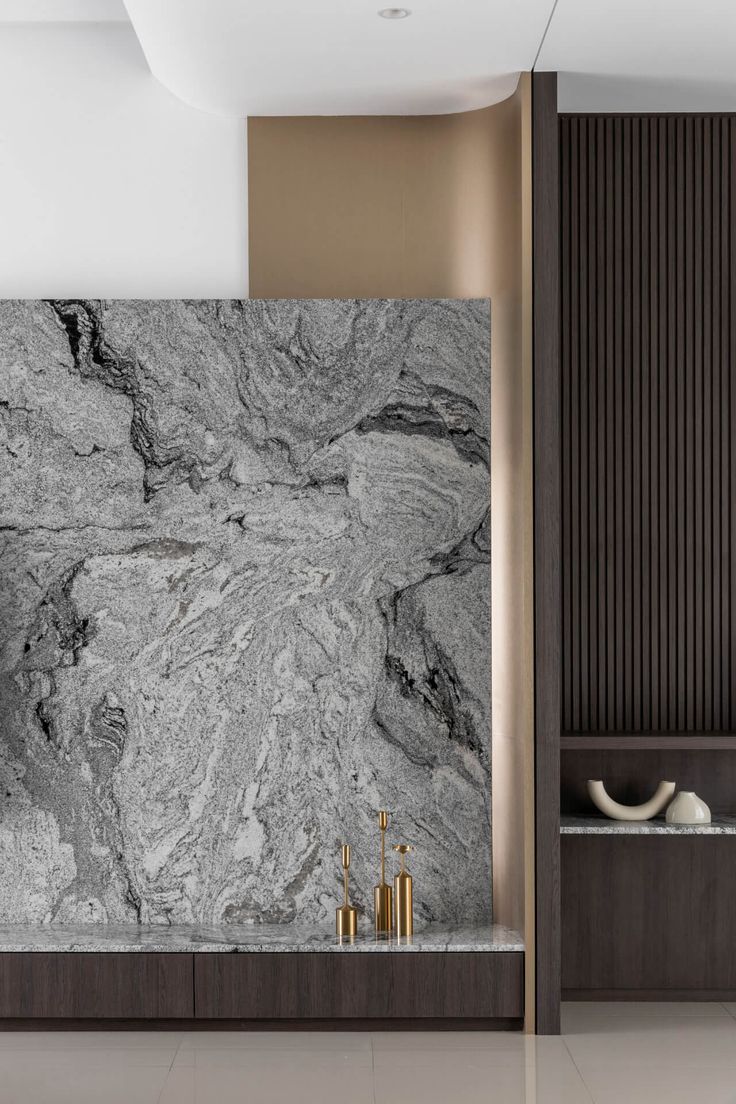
top-left (336, 843), bottom-right (357, 939)
top-left (393, 844), bottom-right (414, 937)
top-left (373, 810), bottom-right (393, 934)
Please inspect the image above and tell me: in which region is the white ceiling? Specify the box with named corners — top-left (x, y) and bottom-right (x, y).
top-left (2, 0), bottom-right (736, 115)
top-left (538, 0), bottom-right (736, 109)
top-left (0, 0), bottom-right (126, 18)
top-left (121, 0), bottom-right (554, 116)
top-left (538, 0), bottom-right (736, 82)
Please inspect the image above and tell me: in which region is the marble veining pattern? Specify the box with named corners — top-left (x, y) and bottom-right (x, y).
top-left (0, 922), bottom-right (520, 953)
top-left (0, 299), bottom-right (491, 926)
top-left (561, 814), bottom-right (736, 834)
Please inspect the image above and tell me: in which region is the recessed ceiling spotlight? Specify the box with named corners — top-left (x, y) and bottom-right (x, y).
top-left (378, 7), bottom-right (411, 18)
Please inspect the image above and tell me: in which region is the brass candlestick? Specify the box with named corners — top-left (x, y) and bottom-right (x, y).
top-left (393, 844), bottom-right (415, 937)
top-left (373, 810), bottom-right (393, 934)
top-left (335, 843), bottom-right (357, 939)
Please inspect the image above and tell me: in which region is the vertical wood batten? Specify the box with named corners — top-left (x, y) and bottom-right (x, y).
top-left (560, 114), bottom-right (736, 734)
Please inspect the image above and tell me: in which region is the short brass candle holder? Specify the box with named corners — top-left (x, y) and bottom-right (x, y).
top-left (393, 843), bottom-right (414, 937)
top-left (336, 843), bottom-right (358, 939)
top-left (373, 810), bottom-right (393, 935)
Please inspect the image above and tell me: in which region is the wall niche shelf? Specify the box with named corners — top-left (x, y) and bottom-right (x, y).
top-left (561, 815), bottom-right (736, 836)
top-left (561, 733), bottom-right (736, 750)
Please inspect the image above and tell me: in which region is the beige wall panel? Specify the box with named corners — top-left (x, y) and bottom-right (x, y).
top-left (249, 88), bottom-right (534, 1027)
top-left (248, 117), bottom-right (407, 298)
top-left (249, 96), bottom-right (523, 301)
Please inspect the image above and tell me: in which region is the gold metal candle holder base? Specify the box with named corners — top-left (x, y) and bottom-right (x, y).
top-left (394, 872), bottom-right (413, 936)
top-left (373, 883), bottom-right (393, 935)
top-left (393, 843), bottom-right (414, 937)
top-left (335, 905), bottom-right (358, 939)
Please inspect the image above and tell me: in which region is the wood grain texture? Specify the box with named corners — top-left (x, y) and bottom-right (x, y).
top-left (0, 1017), bottom-right (523, 1032)
top-left (194, 953), bottom-right (523, 1020)
top-left (561, 746), bottom-right (736, 814)
top-left (532, 71), bottom-right (562, 1035)
top-left (0, 955), bottom-right (193, 1019)
top-left (563, 990), bottom-right (736, 1002)
top-left (561, 836), bottom-right (736, 991)
top-left (561, 732), bottom-right (736, 749)
top-left (559, 114), bottom-right (736, 734)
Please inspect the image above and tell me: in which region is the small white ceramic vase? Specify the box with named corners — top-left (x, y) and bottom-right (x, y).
top-left (665, 791), bottom-right (711, 825)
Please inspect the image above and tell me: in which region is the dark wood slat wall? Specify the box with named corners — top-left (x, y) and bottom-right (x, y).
top-left (560, 115), bottom-right (736, 735)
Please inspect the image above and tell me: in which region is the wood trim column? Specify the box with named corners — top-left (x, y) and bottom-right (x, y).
top-left (532, 70), bottom-right (561, 1035)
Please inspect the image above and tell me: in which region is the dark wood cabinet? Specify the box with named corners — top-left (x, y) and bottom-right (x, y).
top-left (0, 951), bottom-right (522, 1024)
top-left (0, 954), bottom-right (194, 1019)
top-left (562, 836), bottom-right (736, 997)
top-left (194, 953), bottom-right (523, 1021)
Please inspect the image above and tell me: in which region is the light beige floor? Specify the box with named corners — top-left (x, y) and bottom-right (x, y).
top-left (1, 1003), bottom-right (736, 1102)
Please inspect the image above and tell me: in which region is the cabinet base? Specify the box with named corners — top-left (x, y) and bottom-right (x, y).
top-left (0, 950), bottom-right (523, 1022)
top-left (0, 1017), bottom-right (523, 1032)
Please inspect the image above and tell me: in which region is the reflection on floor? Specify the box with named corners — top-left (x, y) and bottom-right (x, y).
top-left (1, 1003), bottom-right (736, 1103)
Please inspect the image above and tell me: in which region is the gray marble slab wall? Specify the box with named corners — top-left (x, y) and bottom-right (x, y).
top-left (0, 299), bottom-right (491, 926)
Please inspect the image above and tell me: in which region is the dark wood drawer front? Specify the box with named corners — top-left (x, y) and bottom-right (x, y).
top-left (563, 836), bottom-right (736, 993)
top-left (195, 952), bottom-right (523, 1019)
top-left (0, 954), bottom-right (194, 1019)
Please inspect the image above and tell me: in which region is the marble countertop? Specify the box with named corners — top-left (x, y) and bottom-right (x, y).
top-left (561, 814), bottom-right (736, 835)
top-left (0, 922), bottom-right (523, 954)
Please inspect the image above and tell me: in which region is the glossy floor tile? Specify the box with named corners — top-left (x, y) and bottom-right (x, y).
top-left (177, 1029), bottom-right (372, 1052)
top-left (0, 1030), bottom-right (183, 1050)
top-left (563, 1006), bottom-right (736, 1071)
top-left (373, 1049), bottom-right (594, 1104)
top-left (0, 1066), bottom-right (169, 1104)
top-left (579, 1064), bottom-right (736, 1104)
top-left (0, 1047), bottom-right (176, 1071)
top-left (1, 1005), bottom-right (736, 1103)
top-left (158, 1062), bottom-right (377, 1104)
top-left (174, 1047), bottom-right (373, 1071)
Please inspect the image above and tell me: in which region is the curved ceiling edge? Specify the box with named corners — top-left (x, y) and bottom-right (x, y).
top-left (123, 0), bottom-right (541, 117)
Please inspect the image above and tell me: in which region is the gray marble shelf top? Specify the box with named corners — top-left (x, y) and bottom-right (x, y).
top-left (561, 814), bottom-right (736, 835)
top-left (0, 922), bottom-right (523, 954)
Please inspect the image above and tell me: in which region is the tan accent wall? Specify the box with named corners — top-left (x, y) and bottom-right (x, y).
top-left (249, 83), bottom-right (534, 1025)
top-left (249, 96), bottom-right (523, 301)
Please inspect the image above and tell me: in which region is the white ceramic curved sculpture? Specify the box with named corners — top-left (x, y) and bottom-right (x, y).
top-left (666, 791), bottom-right (711, 825)
top-left (587, 779), bottom-right (676, 821)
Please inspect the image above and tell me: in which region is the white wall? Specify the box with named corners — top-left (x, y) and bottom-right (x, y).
top-left (0, 23), bottom-right (247, 298)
